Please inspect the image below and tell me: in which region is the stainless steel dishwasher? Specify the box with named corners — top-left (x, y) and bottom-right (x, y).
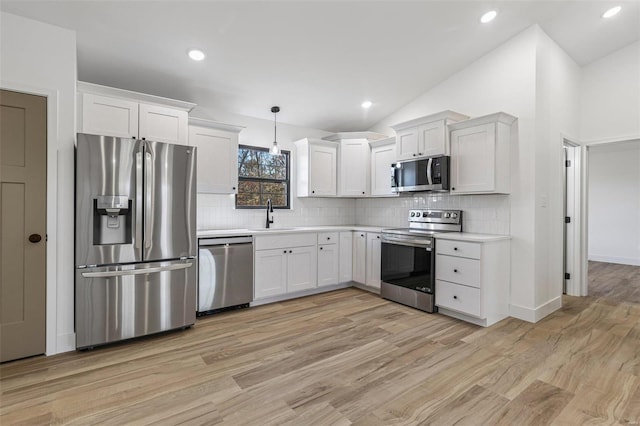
top-left (198, 236), bottom-right (254, 315)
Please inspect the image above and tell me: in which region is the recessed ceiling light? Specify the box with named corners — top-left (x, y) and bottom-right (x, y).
top-left (188, 49), bottom-right (205, 61)
top-left (361, 101), bottom-right (373, 109)
top-left (602, 5), bottom-right (621, 18)
top-left (480, 10), bottom-right (498, 23)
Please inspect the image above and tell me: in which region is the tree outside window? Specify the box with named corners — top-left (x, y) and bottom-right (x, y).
top-left (236, 145), bottom-right (290, 209)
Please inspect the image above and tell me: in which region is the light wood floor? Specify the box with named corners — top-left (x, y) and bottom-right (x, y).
top-left (1, 261), bottom-right (639, 425)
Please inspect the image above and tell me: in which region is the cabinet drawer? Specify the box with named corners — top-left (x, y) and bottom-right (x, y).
top-left (436, 240), bottom-right (481, 259)
top-left (255, 233), bottom-right (317, 251)
top-left (436, 280), bottom-right (482, 318)
top-left (317, 232), bottom-right (339, 245)
top-left (436, 255), bottom-right (480, 288)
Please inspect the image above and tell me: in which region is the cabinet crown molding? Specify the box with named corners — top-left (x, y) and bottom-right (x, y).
top-left (390, 110), bottom-right (470, 131)
top-left (77, 81), bottom-right (196, 112)
top-left (189, 117), bottom-right (244, 133)
top-left (448, 112), bottom-right (517, 130)
top-left (322, 131), bottom-right (388, 142)
top-left (368, 136), bottom-right (395, 148)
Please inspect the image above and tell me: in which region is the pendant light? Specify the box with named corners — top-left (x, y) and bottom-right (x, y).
top-left (270, 106), bottom-right (280, 155)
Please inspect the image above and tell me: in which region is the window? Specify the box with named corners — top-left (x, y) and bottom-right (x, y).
top-left (236, 145), bottom-right (290, 209)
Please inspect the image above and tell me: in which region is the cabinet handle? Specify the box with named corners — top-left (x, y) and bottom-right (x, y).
top-left (232, 187), bottom-right (236, 190)
top-left (452, 187), bottom-right (456, 191)
top-left (360, 234), bottom-right (364, 237)
top-left (376, 236), bottom-right (380, 239)
top-left (320, 247), bottom-right (323, 250)
top-left (283, 250), bottom-right (287, 254)
top-left (454, 269), bottom-right (458, 273)
top-left (289, 250), bottom-right (292, 253)
top-left (312, 190), bottom-right (315, 194)
top-left (327, 237), bottom-right (330, 240)
top-left (454, 247), bottom-right (458, 251)
top-left (362, 191), bottom-right (365, 194)
top-left (453, 295), bottom-right (458, 300)
top-left (413, 153), bottom-right (416, 157)
top-left (418, 152), bottom-right (423, 156)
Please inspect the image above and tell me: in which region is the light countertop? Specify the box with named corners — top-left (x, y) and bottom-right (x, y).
top-left (197, 225), bottom-right (385, 238)
top-left (434, 232), bottom-right (511, 242)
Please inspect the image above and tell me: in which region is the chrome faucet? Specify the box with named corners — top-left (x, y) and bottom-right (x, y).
top-left (266, 198), bottom-right (274, 228)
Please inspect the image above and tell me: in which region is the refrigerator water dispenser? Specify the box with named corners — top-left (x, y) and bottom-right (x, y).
top-left (93, 195), bottom-right (132, 245)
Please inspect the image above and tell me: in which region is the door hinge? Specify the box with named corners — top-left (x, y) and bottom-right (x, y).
top-left (565, 160), bottom-right (572, 167)
top-left (565, 272), bottom-right (571, 280)
top-left (565, 216), bottom-right (571, 224)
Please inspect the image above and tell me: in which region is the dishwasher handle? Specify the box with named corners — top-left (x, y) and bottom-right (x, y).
top-left (199, 236), bottom-right (253, 246)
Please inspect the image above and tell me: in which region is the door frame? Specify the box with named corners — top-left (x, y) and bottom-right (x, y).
top-left (1, 80), bottom-right (60, 355)
top-left (562, 136), bottom-right (587, 296)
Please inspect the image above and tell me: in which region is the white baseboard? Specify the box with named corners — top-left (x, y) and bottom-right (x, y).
top-left (54, 332), bottom-right (76, 355)
top-left (588, 255), bottom-right (640, 266)
top-left (510, 296), bottom-right (562, 323)
top-left (251, 282), bottom-right (352, 306)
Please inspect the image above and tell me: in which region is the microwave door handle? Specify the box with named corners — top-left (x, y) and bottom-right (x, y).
top-left (426, 157), bottom-right (433, 186)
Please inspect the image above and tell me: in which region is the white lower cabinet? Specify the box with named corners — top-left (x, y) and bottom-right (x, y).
top-left (435, 237), bottom-right (510, 327)
top-left (339, 232), bottom-right (353, 283)
top-left (318, 243), bottom-right (339, 287)
top-left (352, 232), bottom-right (367, 284)
top-left (254, 233), bottom-right (317, 300)
top-left (366, 233), bottom-right (381, 289)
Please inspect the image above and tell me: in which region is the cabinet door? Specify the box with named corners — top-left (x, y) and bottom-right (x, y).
top-left (339, 140), bottom-right (369, 196)
top-left (371, 144), bottom-right (397, 196)
top-left (81, 93), bottom-right (139, 139)
top-left (188, 125), bottom-right (238, 194)
top-left (450, 123), bottom-right (496, 194)
top-left (366, 233), bottom-right (381, 289)
top-left (287, 246), bottom-right (317, 292)
top-left (418, 120), bottom-right (446, 157)
top-left (318, 244), bottom-right (339, 287)
top-left (352, 232), bottom-right (367, 284)
top-left (254, 249), bottom-right (287, 299)
top-left (139, 103), bottom-right (188, 145)
top-left (309, 144), bottom-right (337, 196)
top-left (396, 127), bottom-right (419, 161)
top-left (339, 232), bottom-right (353, 283)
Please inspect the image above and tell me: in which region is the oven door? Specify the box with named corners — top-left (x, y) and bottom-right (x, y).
top-left (380, 237), bottom-right (435, 294)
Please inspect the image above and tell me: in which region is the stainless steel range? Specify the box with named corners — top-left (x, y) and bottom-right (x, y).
top-left (381, 209), bottom-right (462, 313)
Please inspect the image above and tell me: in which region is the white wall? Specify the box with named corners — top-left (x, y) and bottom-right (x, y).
top-left (533, 30), bottom-right (581, 308)
top-left (370, 26), bottom-right (540, 320)
top-left (588, 140), bottom-right (640, 266)
top-left (1, 12), bottom-right (77, 354)
top-left (191, 108), bottom-right (356, 230)
top-left (580, 41), bottom-right (640, 143)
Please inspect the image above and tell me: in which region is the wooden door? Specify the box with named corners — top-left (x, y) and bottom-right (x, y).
top-left (0, 89), bottom-right (47, 362)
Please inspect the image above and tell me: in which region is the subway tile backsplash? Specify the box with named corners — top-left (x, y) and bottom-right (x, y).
top-left (198, 192), bottom-right (509, 235)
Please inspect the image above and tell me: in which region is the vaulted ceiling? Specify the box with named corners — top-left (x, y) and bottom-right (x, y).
top-left (2, 1), bottom-right (639, 131)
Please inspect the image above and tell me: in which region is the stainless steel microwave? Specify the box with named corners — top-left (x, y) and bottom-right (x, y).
top-left (391, 155), bottom-right (450, 193)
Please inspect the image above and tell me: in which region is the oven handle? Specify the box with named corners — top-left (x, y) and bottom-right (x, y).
top-left (381, 236), bottom-right (432, 250)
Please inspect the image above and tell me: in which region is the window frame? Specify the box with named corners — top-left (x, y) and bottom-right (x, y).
top-left (235, 144), bottom-right (291, 209)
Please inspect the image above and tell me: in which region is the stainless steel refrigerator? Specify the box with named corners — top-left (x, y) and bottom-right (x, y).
top-left (75, 133), bottom-right (197, 349)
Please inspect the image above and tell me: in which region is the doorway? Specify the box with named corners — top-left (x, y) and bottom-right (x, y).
top-left (0, 89), bottom-right (47, 362)
top-left (562, 139), bottom-right (586, 296)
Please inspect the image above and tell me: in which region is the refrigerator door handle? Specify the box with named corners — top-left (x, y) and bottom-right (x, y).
top-left (144, 150), bottom-right (153, 249)
top-left (135, 150), bottom-right (143, 249)
top-left (81, 262), bottom-right (193, 278)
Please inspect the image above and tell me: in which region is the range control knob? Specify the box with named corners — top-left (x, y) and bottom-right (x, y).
top-left (415, 212), bottom-right (421, 217)
top-left (444, 212), bottom-right (451, 219)
top-left (422, 211), bottom-right (429, 217)
top-left (410, 212), bottom-right (416, 217)
top-left (451, 212), bottom-right (458, 219)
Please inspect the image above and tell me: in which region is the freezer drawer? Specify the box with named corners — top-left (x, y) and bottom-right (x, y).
top-left (198, 238), bottom-right (253, 313)
top-left (75, 260), bottom-right (196, 349)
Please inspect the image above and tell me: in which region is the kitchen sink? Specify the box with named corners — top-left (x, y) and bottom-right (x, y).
top-left (248, 227), bottom-right (298, 232)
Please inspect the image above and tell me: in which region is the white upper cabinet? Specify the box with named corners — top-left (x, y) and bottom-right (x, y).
top-left (188, 118), bottom-right (244, 194)
top-left (338, 138), bottom-right (370, 197)
top-left (369, 137), bottom-right (398, 197)
top-left (295, 138), bottom-right (338, 197)
top-left (449, 112), bottom-right (516, 195)
top-left (391, 110), bottom-right (469, 161)
top-left (323, 132), bottom-right (387, 198)
top-left (77, 81), bottom-right (194, 145)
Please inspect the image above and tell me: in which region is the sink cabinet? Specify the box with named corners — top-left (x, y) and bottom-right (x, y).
top-left (254, 233), bottom-right (317, 299)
